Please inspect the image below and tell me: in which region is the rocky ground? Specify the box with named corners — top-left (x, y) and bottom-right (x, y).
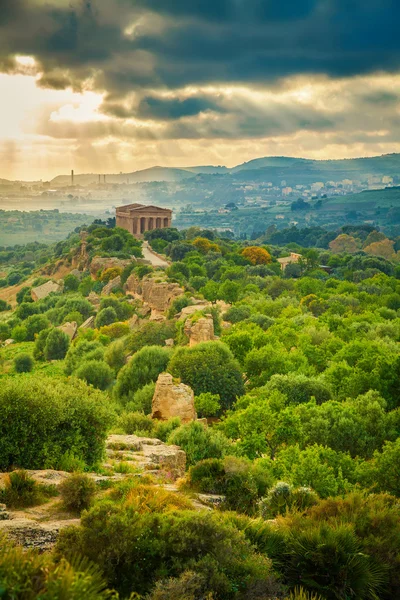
top-left (0, 435), bottom-right (216, 550)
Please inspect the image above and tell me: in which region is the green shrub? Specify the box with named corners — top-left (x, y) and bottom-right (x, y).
top-left (258, 482), bottom-right (319, 518)
top-left (25, 314), bottom-right (50, 341)
top-left (75, 360), bottom-right (114, 390)
top-left (279, 523), bottom-right (384, 600)
top-left (11, 324), bottom-right (27, 342)
top-left (64, 339), bottom-right (105, 375)
top-left (117, 411), bottom-right (154, 435)
top-left (44, 328), bottom-right (70, 360)
top-left (169, 341), bottom-right (244, 410)
top-left (0, 322), bottom-right (11, 341)
top-left (154, 417), bottom-right (181, 442)
top-left (187, 456), bottom-right (270, 515)
top-left (194, 392), bottom-right (221, 417)
top-left (265, 373), bottom-right (332, 405)
top-left (95, 307), bottom-right (118, 328)
top-left (56, 506), bottom-right (274, 598)
top-left (104, 339), bottom-right (126, 373)
top-left (0, 470), bottom-right (57, 509)
top-left (168, 422), bottom-right (232, 467)
top-left (114, 346), bottom-right (171, 404)
top-left (0, 535), bottom-right (110, 598)
top-left (0, 299), bottom-right (11, 312)
top-left (125, 382), bottom-right (156, 414)
top-left (63, 273), bottom-right (80, 292)
top-left (60, 473), bottom-right (97, 513)
top-left (13, 353), bottom-right (34, 373)
top-left (0, 375), bottom-right (113, 470)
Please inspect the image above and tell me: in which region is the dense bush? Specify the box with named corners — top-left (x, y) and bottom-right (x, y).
top-left (60, 473), bottom-right (97, 513)
top-left (56, 505), bottom-right (275, 598)
top-left (114, 346), bottom-right (171, 404)
top-left (64, 339), bottom-right (105, 374)
top-left (258, 482), bottom-right (319, 518)
top-left (75, 360), bottom-right (114, 390)
top-left (0, 376), bottom-right (113, 470)
top-left (0, 535), bottom-right (110, 599)
top-left (13, 353), bottom-right (34, 373)
top-left (169, 342), bottom-right (244, 410)
top-left (95, 306), bottom-right (118, 328)
top-left (168, 421), bottom-right (232, 466)
top-left (44, 328), bottom-right (70, 360)
top-left (0, 470), bottom-right (57, 508)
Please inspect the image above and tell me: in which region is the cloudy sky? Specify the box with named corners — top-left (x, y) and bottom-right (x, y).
top-left (1, 0), bottom-right (399, 180)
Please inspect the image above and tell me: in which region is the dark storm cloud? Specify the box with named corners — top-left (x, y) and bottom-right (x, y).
top-left (1, 0), bottom-right (399, 92)
top-left (137, 96), bottom-right (226, 120)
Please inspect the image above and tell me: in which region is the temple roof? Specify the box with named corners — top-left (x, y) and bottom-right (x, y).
top-left (116, 203), bottom-right (171, 213)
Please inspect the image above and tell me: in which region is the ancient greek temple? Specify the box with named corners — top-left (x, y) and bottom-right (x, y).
top-left (116, 203), bottom-right (172, 239)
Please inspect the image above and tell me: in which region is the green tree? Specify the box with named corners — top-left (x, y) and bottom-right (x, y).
top-left (114, 346), bottom-right (171, 404)
top-left (95, 307), bottom-right (118, 328)
top-left (75, 360), bottom-right (114, 390)
top-left (14, 353), bottom-right (34, 373)
top-left (169, 341), bottom-right (244, 409)
top-left (44, 328), bottom-right (70, 360)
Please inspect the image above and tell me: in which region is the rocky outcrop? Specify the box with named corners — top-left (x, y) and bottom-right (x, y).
top-left (87, 291), bottom-right (101, 307)
top-left (79, 316), bottom-right (95, 329)
top-left (31, 280), bottom-right (63, 301)
top-left (106, 434), bottom-right (186, 477)
top-left (0, 518), bottom-right (79, 550)
top-left (57, 321), bottom-right (78, 340)
top-left (125, 274), bottom-right (184, 313)
top-left (152, 373), bottom-right (196, 423)
top-left (90, 256), bottom-right (133, 278)
top-left (184, 315), bottom-right (215, 346)
top-left (102, 275), bottom-right (121, 296)
top-left (178, 303), bottom-right (210, 320)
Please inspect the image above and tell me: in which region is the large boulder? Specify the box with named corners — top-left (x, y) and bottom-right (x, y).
top-left (102, 275), bottom-right (121, 296)
top-left (79, 316), bottom-right (95, 330)
top-left (57, 321), bottom-right (78, 340)
top-left (31, 280), bottom-right (62, 301)
top-left (125, 274), bottom-right (184, 313)
top-left (184, 315), bottom-right (215, 347)
top-left (152, 373), bottom-right (196, 423)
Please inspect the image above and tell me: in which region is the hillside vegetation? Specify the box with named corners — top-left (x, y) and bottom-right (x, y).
top-left (1, 221), bottom-right (400, 599)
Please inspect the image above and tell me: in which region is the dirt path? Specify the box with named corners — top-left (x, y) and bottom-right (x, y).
top-left (142, 242), bottom-right (170, 268)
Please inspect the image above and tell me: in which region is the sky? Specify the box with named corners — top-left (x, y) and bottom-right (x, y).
top-left (1, 0), bottom-right (400, 181)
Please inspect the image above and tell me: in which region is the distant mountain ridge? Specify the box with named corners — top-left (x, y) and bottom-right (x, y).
top-left (49, 153), bottom-right (400, 186)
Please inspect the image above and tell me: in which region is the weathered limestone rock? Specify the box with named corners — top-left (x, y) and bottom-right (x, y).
top-left (57, 321), bottom-right (78, 340)
top-left (3, 339), bottom-right (14, 346)
top-left (150, 311), bottom-right (166, 322)
top-left (152, 373), bottom-right (196, 423)
top-left (178, 304), bottom-right (211, 320)
top-left (31, 280), bottom-right (63, 301)
top-left (79, 316), bottom-right (95, 329)
top-left (0, 518), bottom-right (79, 550)
top-left (184, 315), bottom-right (215, 346)
top-left (87, 291), bottom-right (101, 306)
top-left (90, 256), bottom-right (133, 278)
top-left (128, 314), bottom-right (139, 330)
top-left (165, 338), bottom-right (175, 347)
top-left (102, 275), bottom-right (121, 296)
top-left (125, 274), bottom-right (184, 312)
top-left (106, 434), bottom-right (186, 477)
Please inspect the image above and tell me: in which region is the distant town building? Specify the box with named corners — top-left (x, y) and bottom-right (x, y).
top-left (277, 252), bottom-right (302, 271)
top-left (116, 203), bottom-right (172, 239)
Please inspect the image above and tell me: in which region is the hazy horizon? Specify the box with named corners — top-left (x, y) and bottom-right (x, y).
top-left (1, 1), bottom-right (400, 181)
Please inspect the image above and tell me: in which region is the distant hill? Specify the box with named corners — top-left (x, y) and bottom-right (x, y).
top-left (47, 153), bottom-right (400, 187)
top-left (322, 186), bottom-right (400, 211)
